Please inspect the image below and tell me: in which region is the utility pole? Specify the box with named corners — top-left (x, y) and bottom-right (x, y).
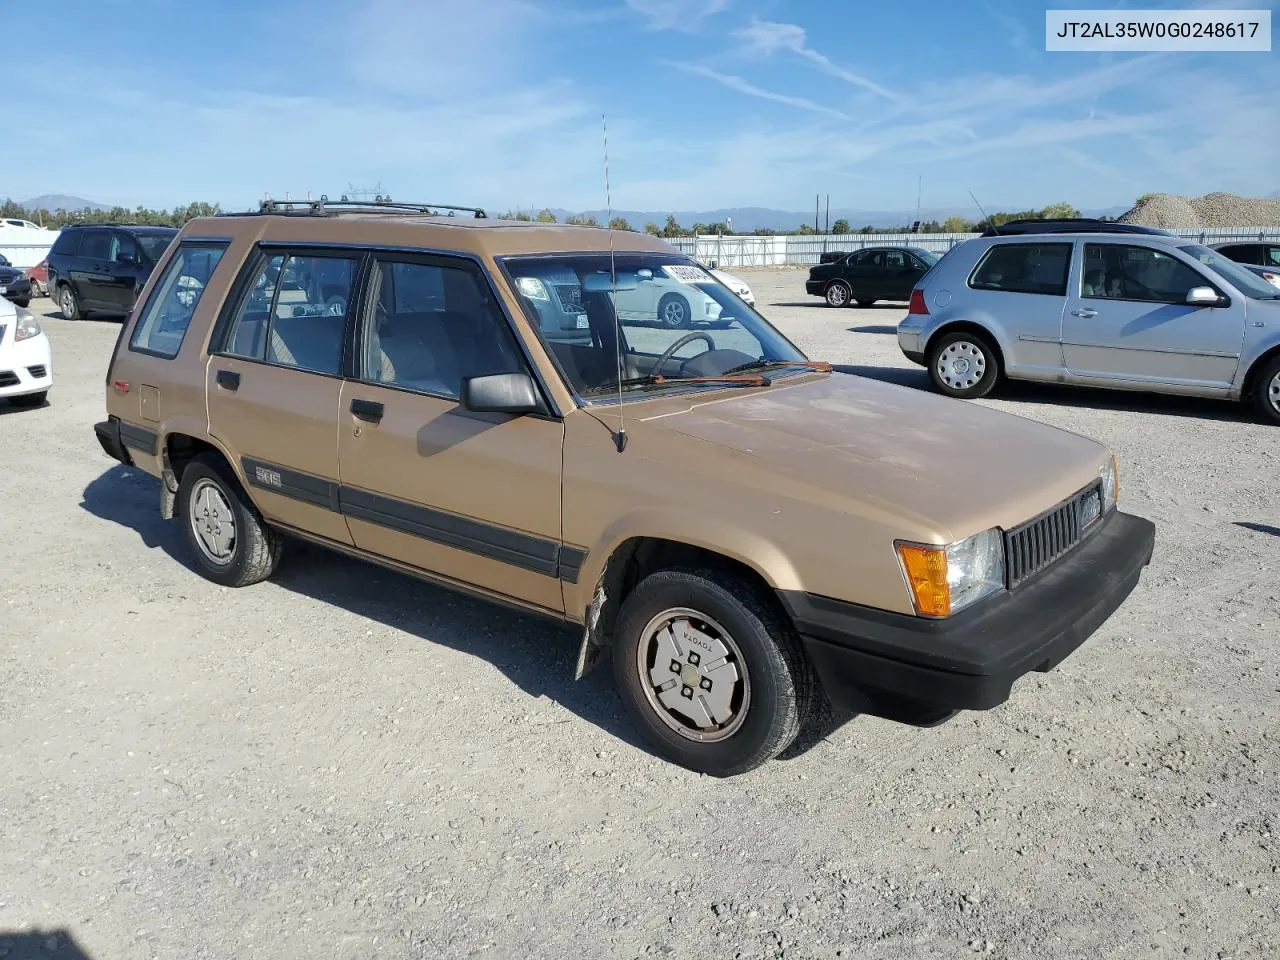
top-left (917, 176), bottom-right (922, 218)
top-left (814, 194), bottom-right (819, 233)
top-left (824, 194), bottom-right (830, 234)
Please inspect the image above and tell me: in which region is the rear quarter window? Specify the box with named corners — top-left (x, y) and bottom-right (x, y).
top-left (129, 242), bottom-right (229, 358)
top-left (50, 231), bottom-right (81, 256)
top-left (969, 242), bottom-right (1072, 296)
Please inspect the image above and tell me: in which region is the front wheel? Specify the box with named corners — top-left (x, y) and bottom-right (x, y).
top-left (612, 568), bottom-right (814, 777)
top-left (657, 292), bottom-right (691, 327)
top-left (1252, 354), bottom-right (1280, 426)
top-left (928, 330), bottom-right (999, 399)
top-left (178, 454), bottom-right (282, 587)
top-left (13, 297), bottom-right (30, 308)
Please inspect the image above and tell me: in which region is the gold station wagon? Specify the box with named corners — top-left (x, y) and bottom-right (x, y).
top-left (94, 198), bottom-right (1155, 776)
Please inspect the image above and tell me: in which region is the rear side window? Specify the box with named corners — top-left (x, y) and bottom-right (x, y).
top-left (969, 243), bottom-right (1071, 296)
top-left (221, 251), bottom-right (357, 376)
top-left (79, 230), bottom-right (110, 260)
top-left (50, 231), bottom-right (81, 256)
top-left (129, 243), bottom-right (228, 358)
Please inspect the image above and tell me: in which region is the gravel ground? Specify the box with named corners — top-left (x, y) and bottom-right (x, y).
top-left (1119, 192), bottom-right (1280, 229)
top-left (2, 275), bottom-right (1278, 960)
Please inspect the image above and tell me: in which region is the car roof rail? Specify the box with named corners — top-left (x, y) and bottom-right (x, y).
top-left (220, 195), bottom-right (488, 219)
top-left (982, 218), bottom-right (1173, 238)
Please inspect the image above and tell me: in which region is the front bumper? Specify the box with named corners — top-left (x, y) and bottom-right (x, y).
top-left (0, 278), bottom-right (33, 303)
top-left (0, 332), bottom-right (53, 398)
top-left (779, 508), bottom-right (1156, 715)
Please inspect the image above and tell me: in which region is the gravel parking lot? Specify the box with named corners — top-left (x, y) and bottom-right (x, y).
top-left (3, 270), bottom-right (1278, 960)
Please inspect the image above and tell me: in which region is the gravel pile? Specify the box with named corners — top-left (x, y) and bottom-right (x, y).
top-left (1120, 191), bottom-right (1280, 228)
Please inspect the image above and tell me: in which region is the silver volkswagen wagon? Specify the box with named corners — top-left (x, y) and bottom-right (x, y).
top-left (896, 225), bottom-right (1280, 424)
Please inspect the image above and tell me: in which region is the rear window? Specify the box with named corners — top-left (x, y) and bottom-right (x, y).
top-left (129, 243), bottom-right (228, 358)
top-left (969, 242), bottom-right (1071, 296)
top-left (50, 231), bottom-right (80, 256)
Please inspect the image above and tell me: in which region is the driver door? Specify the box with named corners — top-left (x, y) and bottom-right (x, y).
top-left (1062, 241), bottom-right (1246, 388)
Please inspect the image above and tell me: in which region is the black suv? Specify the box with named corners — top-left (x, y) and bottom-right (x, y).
top-left (47, 224), bottom-right (179, 320)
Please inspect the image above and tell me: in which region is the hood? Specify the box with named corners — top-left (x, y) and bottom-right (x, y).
top-left (638, 373), bottom-right (1108, 540)
top-left (0, 266), bottom-right (22, 282)
top-left (711, 269), bottom-right (749, 291)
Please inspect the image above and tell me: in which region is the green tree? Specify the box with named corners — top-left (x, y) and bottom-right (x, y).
top-left (661, 214), bottom-right (686, 238)
top-left (795, 223), bottom-right (819, 235)
top-left (1040, 202), bottom-right (1079, 219)
top-left (643, 221), bottom-right (660, 235)
top-left (565, 213), bottom-right (600, 227)
top-left (535, 209), bottom-right (557, 223)
top-left (608, 216), bottom-right (632, 232)
top-left (941, 215), bottom-right (971, 233)
top-left (831, 218), bottom-right (850, 235)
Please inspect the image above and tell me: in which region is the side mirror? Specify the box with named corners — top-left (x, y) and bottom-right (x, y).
top-left (117, 252), bottom-right (139, 265)
top-left (461, 372), bottom-right (541, 415)
top-left (708, 260), bottom-right (718, 269)
top-left (1186, 286), bottom-right (1222, 307)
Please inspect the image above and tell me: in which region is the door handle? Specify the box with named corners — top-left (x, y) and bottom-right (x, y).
top-left (215, 369), bottom-right (240, 391)
top-left (350, 398), bottom-right (384, 423)
top-left (1071, 308), bottom-right (1097, 318)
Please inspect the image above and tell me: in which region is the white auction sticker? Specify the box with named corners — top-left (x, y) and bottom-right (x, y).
top-left (661, 265), bottom-right (714, 285)
top-left (1046, 9), bottom-right (1270, 51)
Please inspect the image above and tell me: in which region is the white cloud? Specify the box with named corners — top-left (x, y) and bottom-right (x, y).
top-left (626, 0), bottom-right (729, 31)
top-left (732, 18), bottom-right (897, 101)
top-left (668, 63), bottom-right (852, 120)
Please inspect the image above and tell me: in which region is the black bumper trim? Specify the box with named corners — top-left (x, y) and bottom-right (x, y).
top-left (779, 509), bottom-right (1155, 713)
top-left (117, 421), bottom-right (159, 456)
top-left (902, 349), bottom-right (925, 365)
top-left (93, 418), bottom-right (133, 466)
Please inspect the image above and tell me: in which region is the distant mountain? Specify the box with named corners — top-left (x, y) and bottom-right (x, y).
top-left (19, 194), bottom-right (111, 212)
top-left (542, 203), bottom-right (1133, 232)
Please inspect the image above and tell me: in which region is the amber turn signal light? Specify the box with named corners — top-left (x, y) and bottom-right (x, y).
top-left (896, 543), bottom-right (951, 617)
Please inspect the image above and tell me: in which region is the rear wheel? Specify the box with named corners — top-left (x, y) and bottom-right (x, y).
top-left (178, 454), bottom-right (282, 587)
top-left (13, 297), bottom-right (29, 308)
top-left (58, 284), bottom-right (82, 321)
top-left (824, 281), bottom-right (851, 308)
top-left (1251, 354), bottom-right (1280, 426)
top-left (612, 568), bottom-right (814, 776)
top-left (928, 330), bottom-right (999, 399)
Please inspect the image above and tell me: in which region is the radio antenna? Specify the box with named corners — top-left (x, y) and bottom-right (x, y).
top-left (969, 190), bottom-right (999, 234)
top-left (604, 112), bottom-right (627, 453)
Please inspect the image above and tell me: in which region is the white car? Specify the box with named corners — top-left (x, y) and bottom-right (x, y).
top-left (0, 304), bottom-right (53, 406)
top-left (707, 266), bottom-right (755, 305)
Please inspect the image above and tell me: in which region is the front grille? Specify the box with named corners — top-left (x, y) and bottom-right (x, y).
top-left (27, 365), bottom-right (46, 378)
top-left (0, 371), bottom-right (19, 387)
top-left (1005, 482), bottom-right (1102, 588)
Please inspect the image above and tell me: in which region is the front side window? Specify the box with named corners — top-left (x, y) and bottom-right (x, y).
top-left (222, 251), bottom-right (356, 375)
top-left (137, 233), bottom-right (176, 263)
top-left (504, 254), bottom-right (805, 399)
top-left (111, 233), bottom-right (139, 264)
top-left (129, 243), bottom-right (227, 358)
top-left (969, 243), bottom-right (1071, 296)
top-left (1081, 243), bottom-right (1214, 303)
top-left (361, 258), bottom-right (525, 399)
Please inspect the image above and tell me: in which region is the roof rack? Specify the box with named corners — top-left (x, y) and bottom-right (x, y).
top-left (982, 218), bottom-right (1172, 238)
top-left (221, 195), bottom-right (487, 219)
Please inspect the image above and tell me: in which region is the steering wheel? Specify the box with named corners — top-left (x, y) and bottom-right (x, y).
top-left (648, 332), bottom-right (717, 377)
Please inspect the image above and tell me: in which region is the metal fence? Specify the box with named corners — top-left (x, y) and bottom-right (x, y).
top-left (668, 227), bottom-right (1280, 267)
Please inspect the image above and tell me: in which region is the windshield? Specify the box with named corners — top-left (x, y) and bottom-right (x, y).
top-left (1179, 244), bottom-right (1279, 299)
top-left (138, 234), bottom-right (177, 263)
top-left (503, 253), bottom-right (805, 397)
top-left (912, 248), bottom-right (940, 266)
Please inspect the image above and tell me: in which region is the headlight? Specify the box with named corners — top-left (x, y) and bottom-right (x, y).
top-left (896, 527), bottom-right (1005, 618)
top-left (15, 312), bottom-right (42, 342)
top-left (1100, 454), bottom-right (1119, 509)
top-left (515, 276), bottom-right (549, 301)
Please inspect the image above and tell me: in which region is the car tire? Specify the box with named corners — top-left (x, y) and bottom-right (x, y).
top-left (58, 284), bottom-right (82, 321)
top-left (612, 567), bottom-right (814, 777)
top-left (928, 330), bottom-right (999, 399)
top-left (178, 453), bottom-right (282, 587)
top-left (657, 292), bottom-right (690, 327)
top-left (855, 298), bottom-right (876, 308)
top-left (1251, 353), bottom-right (1280, 426)
top-left (824, 281), bottom-right (851, 308)
top-left (13, 297), bottom-right (30, 308)
top-left (7, 391), bottom-right (47, 407)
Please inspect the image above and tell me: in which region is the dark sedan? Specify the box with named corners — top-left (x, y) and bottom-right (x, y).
top-left (1211, 241), bottom-right (1280, 290)
top-left (0, 255), bottom-right (34, 308)
top-left (806, 245), bottom-right (939, 307)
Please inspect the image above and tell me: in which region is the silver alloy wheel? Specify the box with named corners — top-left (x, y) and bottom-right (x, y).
top-left (60, 287), bottom-right (75, 317)
top-left (1270, 370), bottom-right (1280, 414)
top-left (936, 340), bottom-right (987, 391)
top-left (636, 607), bottom-right (750, 743)
top-left (188, 478), bottom-right (237, 566)
top-left (826, 283), bottom-right (848, 307)
top-left (661, 298), bottom-right (687, 325)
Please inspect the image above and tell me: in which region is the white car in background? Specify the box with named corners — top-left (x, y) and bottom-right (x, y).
top-left (706, 264), bottom-right (755, 305)
top-left (0, 303), bottom-right (53, 407)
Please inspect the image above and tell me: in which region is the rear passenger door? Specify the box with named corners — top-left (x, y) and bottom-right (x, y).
top-left (337, 253), bottom-right (566, 614)
top-left (73, 229), bottom-right (113, 309)
top-left (206, 246), bottom-right (360, 545)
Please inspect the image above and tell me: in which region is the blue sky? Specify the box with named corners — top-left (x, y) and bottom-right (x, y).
top-left (9, 0), bottom-right (1277, 214)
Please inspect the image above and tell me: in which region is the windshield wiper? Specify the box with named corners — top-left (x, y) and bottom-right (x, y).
top-left (615, 373), bottom-right (774, 389)
top-left (722, 359), bottom-right (833, 375)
